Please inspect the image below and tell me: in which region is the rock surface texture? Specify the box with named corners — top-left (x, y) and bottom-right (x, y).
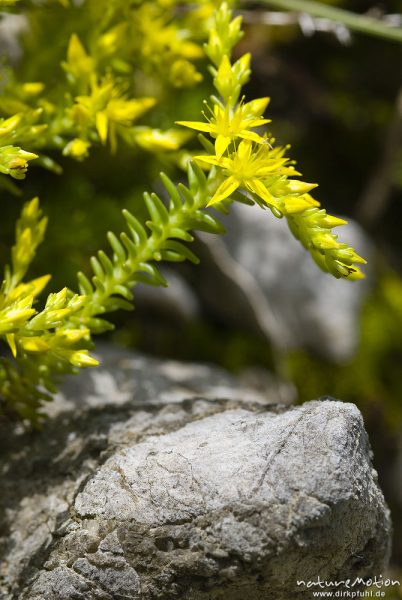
top-left (0, 347), bottom-right (391, 599)
top-left (194, 203), bottom-right (372, 362)
top-left (130, 206), bottom-right (372, 363)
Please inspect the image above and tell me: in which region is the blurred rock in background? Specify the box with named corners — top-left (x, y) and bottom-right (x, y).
top-left (196, 204), bottom-right (373, 362)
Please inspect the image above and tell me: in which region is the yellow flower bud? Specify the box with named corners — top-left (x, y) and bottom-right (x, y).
top-left (63, 138), bottom-right (90, 161)
top-left (21, 82), bottom-right (44, 96)
top-left (45, 287), bottom-right (68, 310)
top-left (20, 337), bottom-right (50, 352)
top-left (0, 114), bottom-right (22, 137)
top-left (66, 34), bottom-right (94, 79)
top-left (70, 350), bottom-right (99, 368)
top-left (57, 328), bottom-right (90, 344)
top-left (106, 98), bottom-right (156, 126)
top-left (169, 60), bottom-right (202, 88)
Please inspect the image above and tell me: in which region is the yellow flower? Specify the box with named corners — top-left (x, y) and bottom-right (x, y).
top-left (55, 328), bottom-right (90, 344)
top-left (106, 97), bottom-right (156, 127)
top-left (195, 140), bottom-right (297, 206)
top-left (6, 275), bottom-right (51, 304)
top-left (64, 34), bottom-right (94, 81)
top-left (177, 97), bottom-right (270, 156)
top-left (74, 78), bottom-right (156, 150)
top-left (63, 138), bottom-right (90, 161)
top-left (19, 337), bottom-right (50, 353)
top-left (133, 127), bottom-right (192, 151)
top-left (0, 295), bottom-right (36, 334)
top-left (0, 146), bottom-right (38, 180)
top-left (0, 115), bottom-right (22, 138)
top-left (169, 59), bottom-right (203, 88)
top-left (21, 82), bottom-right (45, 97)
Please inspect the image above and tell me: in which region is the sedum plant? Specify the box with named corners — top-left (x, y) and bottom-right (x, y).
top-left (0, 1), bottom-right (366, 423)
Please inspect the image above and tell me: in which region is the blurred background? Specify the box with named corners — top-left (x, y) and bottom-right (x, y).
top-left (0, 0), bottom-right (401, 593)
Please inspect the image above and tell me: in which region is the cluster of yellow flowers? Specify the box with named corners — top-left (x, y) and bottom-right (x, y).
top-left (0, 0), bottom-right (216, 175)
top-left (0, 0), bottom-right (366, 422)
top-left (0, 199), bottom-right (97, 369)
top-left (178, 3), bottom-right (366, 280)
top-left (0, 113), bottom-right (42, 178)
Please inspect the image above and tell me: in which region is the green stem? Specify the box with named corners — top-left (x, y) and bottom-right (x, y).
top-left (254, 0), bottom-right (402, 43)
top-left (85, 219), bottom-right (175, 317)
top-left (82, 186), bottom-right (208, 319)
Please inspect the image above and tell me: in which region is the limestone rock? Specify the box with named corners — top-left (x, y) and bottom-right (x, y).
top-left (0, 347), bottom-right (390, 599)
top-left (193, 203), bottom-right (372, 361)
top-left (0, 15), bottom-right (28, 63)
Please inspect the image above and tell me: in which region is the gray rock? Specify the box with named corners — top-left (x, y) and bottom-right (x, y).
top-left (0, 15), bottom-right (28, 63)
top-left (0, 347), bottom-right (390, 599)
top-left (134, 267), bottom-right (200, 322)
top-left (194, 203), bottom-right (372, 361)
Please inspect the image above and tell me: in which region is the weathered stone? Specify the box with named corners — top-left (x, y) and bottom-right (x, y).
top-left (0, 15), bottom-right (28, 63)
top-left (0, 347), bottom-right (390, 599)
top-left (134, 267), bottom-right (200, 322)
top-left (192, 203), bottom-right (372, 361)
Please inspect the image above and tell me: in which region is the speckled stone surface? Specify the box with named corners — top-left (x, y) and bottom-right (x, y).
top-left (0, 346), bottom-right (391, 599)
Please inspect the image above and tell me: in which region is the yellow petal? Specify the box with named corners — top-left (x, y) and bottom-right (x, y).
top-left (237, 140), bottom-right (253, 162)
top-left (29, 275), bottom-right (52, 297)
top-left (238, 131), bottom-right (267, 144)
top-left (246, 117), bottom-right (271, 127)
top-left (6, 334), bottom-right (16, 357)
top-left (106, 98), bottom-right (156, 125)
top-left (208, 176), bottom-right (239, 206)
top-left (67, 34), bottom-right (88, 64)
top-left (66, 34), bottom-right (93, 78)
top-left (20, 337), bottom-right (50, 352)
top-left (246, 179), bottom-right (276, 206)
top-left (193, 155), bottom-right (224, 168)
top-left (22, 82), bottom-right (45, 96)
top-left (0, 114), bottom-right (22, 136)
top-left (215, 135), bottom-right (231, 157)
top-left (7, 275), bottom-right (51, 303)
top-left (63, 138), bottom-right (90, 160)
top-left (135, 128), bottom-right (191, 151)
top-left (96, 111), bottom-right (108, 144)
top-left (176, 121), bottom-right (213, 134)
top-left (244, 97), bottom-right (270, 116)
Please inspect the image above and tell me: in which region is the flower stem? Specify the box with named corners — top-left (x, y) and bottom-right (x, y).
top-left (254, 0), bottom-right (402, 43)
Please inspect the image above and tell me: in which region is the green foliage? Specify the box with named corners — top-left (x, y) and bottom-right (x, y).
top-left (0, 163), bottom-right (225, 422)
top-left (0, 0), bottom-right (217, 177)
top-left (0, 0), bottom-right (367, 422)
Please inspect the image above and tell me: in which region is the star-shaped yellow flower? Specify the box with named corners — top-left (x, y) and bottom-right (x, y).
top-left (74, 77), bottom-right (156, 151)
top-left (195, 140), bottom-right (297, 206)
top-left (177, 97), bottom-right (271, 156)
